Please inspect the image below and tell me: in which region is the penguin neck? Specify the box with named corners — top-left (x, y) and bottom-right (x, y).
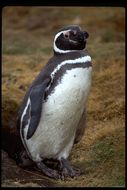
top-left (46, 51), bottom-right (92, 99)
top-left (53, 49), bottom-right (89, 60)
top-left (53, 50), bottom-right (77, 56)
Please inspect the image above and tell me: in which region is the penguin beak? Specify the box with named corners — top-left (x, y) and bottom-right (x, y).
top-left (83, 31), bottom-right (89, 40)
top-left (64, 30), bottom-right (89, 44)
top-left (77, 31), bottom-right (89, 43)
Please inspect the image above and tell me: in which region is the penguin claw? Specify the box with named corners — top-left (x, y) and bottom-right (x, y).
top-left (59, 167), bottom-right (80, 179)
top-left (58, 158), bottom-right (81, 179)
top-left (36, 162), bottom-right (60, 179)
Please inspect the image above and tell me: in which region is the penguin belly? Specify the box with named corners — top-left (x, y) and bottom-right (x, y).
top-left (24, 67), bottom-right (92, 162)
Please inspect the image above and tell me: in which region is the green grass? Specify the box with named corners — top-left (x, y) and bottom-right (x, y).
top-left (101, 30), bottom-right (125, 42)
top-left (88, 42), bottom-right (125, 62)
top-left (74, 127), bottom-right (125, 187)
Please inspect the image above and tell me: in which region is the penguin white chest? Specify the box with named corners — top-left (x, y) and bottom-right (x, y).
top-left (25, 67), bottom-right (92, 161)
top-left (48, 67), bottom-right (92, 113)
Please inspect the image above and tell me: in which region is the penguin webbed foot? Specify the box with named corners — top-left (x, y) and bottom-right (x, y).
top-left (36, 162), bottom-right (60, 179)
top-left (35, 158), bottom-right (81, 179)
top-left (58, 158), bottom-right (81, 179)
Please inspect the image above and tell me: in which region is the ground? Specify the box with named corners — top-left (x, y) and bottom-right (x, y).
top-left (2, 7), bottom-right (125, 187)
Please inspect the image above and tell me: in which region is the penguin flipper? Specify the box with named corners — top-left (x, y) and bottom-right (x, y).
top-left (26, 78), bottom-right (50, 140)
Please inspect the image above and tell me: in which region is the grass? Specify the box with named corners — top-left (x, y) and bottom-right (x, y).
top-left (2, 7), bottom-right (125, 187)
top-left (58, 126), bottom-right (125, 187)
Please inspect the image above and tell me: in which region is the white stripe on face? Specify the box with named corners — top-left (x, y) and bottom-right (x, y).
top-left (53, 30), bottom-right (77, 54)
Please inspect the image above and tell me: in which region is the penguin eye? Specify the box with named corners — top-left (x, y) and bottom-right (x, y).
top-left (64, 31), bottom-right (70, 39)
top-left (64, 34), bottom-right (69, 39)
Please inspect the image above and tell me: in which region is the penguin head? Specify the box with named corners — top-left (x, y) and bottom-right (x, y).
top-left (53, 25), bottom-right (89, 54)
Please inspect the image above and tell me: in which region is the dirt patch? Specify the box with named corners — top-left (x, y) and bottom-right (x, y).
top-left (2, 151), bottom-right (57, 187)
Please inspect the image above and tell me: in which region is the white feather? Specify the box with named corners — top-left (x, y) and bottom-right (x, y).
top-left (51, 55), bottom-right (91, 78)
top-left (24, 66), bottom-right (92, 162)
top-left (20, 97), bottom-right (32, 158)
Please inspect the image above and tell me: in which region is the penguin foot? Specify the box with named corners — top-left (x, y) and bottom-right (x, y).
top-left (58, 158), bottom-right (81, 179)
top-left (37, 162), bottom-right (60, 179)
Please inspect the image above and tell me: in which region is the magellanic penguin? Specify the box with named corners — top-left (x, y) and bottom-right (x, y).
top-left (16, 25), bottom-right (92, 179)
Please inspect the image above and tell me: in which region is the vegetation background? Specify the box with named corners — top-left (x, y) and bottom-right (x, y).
top-left (2, 6), bottom-right (125, 187)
